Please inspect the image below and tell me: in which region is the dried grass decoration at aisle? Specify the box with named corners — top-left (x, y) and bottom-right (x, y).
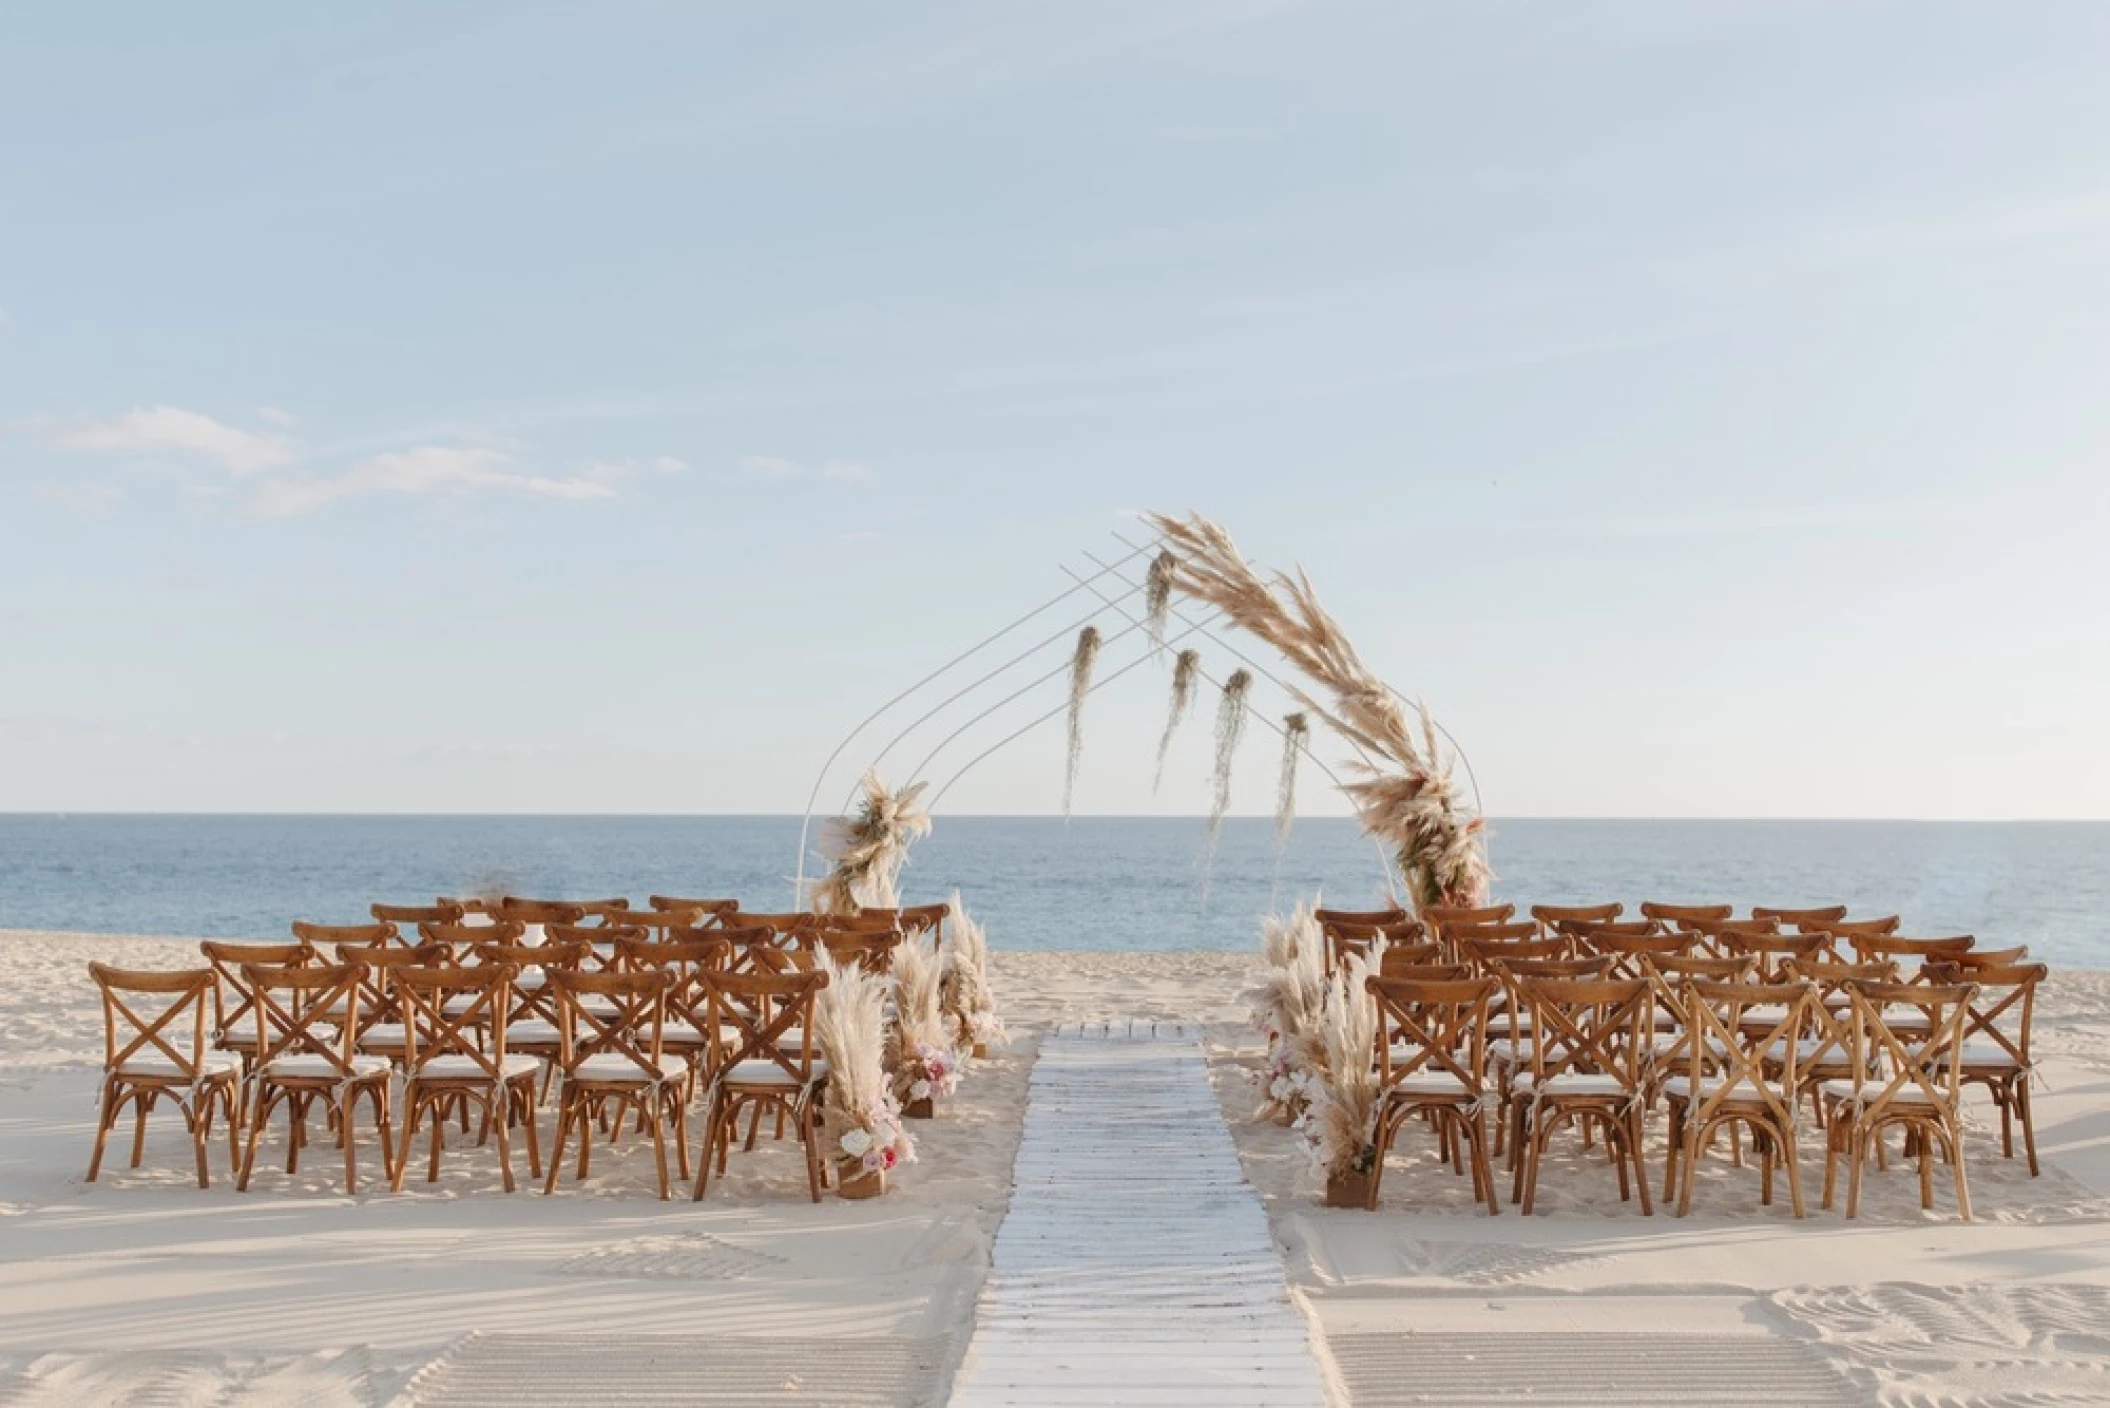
top-left (808, 770), bottom-right (933, 916)
top-left (1147, 512), bottom-right (1491, 911)
top-left (1303, 943), bottom-right (1387, 1208)
top-left (813, 954), bottom-right (914, 1199)
top-left (1240, 899), bottom-right (1327, 1123)
top-left (1276, 711), bottom-right (1309, 843)
top-left (1063, 625), bottom-right (1102, 818)
top-left (890, 933), bottom-right (958, 1119)
top-left (1153, 647), bottom-right (1203, 792)
top-left (939, 890), bottom-right (1005, 1058)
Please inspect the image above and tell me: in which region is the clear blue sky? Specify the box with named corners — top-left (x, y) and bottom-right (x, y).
top-left (3, 3), bottom-right (2107, 819)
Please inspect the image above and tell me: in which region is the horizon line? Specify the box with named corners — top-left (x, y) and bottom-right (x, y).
top-left (3, 811), bottom-right (2105, 825)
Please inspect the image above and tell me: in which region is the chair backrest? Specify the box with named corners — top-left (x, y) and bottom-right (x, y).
top-left (1582, 929), bottom-right (1695, 980)
top-left (650, 895), bottom-right (743, 926)
top-left (719, 923), bottom-right (815, 974)
top-left (1530, 903), bottom-right (1623, 933)
top-left (815, 929), bottom-right (899, 974)
top-left (613, 935), bottom-right (728, 1032)
top-left (1721, 930), bottom-right (1829, 980)
top-left (420, 919), bottom-right (525, 954)
top-left (1312, 905), bottom-right (1408, 928)
top-left (1367, 974), bottom-right (1498, 1094)
top-left (547, 967), bottom-right (671, 1079)
top-left (1842, 979), bottom-right (1974, 1114)
top-left (735, 911), bottom-right (822, 937)
top-left (1422, 903), bottom-right (1516, 929)
top-left (603, 911), bottom-right (711, 941)
top-left (1922, 961), bottom-right (2047, 1069)
top-left (1378, 959), bottom-right (1474, 982)
top-left (702, 967), bottom-right (829, 1085)
top-left (1555, 918), bottom-right (1660, 942)
top-left (1805, 914), bottom-right (1900, 938)
top-left (1517, 977), bottom-right (1653, 1089)
top-left (395, 963), bottom-right (517, 1076)
top-left (1683, 978), bottom-right (1811, 1120)
top-left (1644, 952), bottom-right (1758, 1018)
top-left (89, 964), bottom-right (216, 1078)
top-left (199, 940), bottom-right (314, 1045)
top-left (1457, 933), bottom-right (1568, 970)
top-left (1751, 905), bottom-right (1847, 927)
top-left (1850, 934), bottom-right (1976, 969)
top-left (494, 898), bottom-right (588, 927)
top-left (243, 960), bottom-right (363, 1076)
top-left (1927, 944), bottom-right (2030, 971)
top-left (291, 920), bottom-right (395, 948)
top-left (546, 923), bottom-right (639, 971)
top-left (893, 902), bottom-right (952, 939)
top-left (473, 939), bottom-right (587, 1025)
top-left (1685, 914), bottom-right (1781, 957)
top-left (817, 912), bottom-right (904, 935)
top-left (333, 941), bottom-right (447, 1026)
top-left (1325, 921), bottom-right (1429, 974)
top-left (371, 901), bottom-right (464, 928)
top-left (1640, 901), bottom-right (1733, 927)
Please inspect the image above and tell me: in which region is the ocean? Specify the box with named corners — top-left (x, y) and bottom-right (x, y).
top-left (1, 815), bottom-right (2104, 967)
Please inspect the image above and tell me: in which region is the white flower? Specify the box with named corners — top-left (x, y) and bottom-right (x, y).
top-left (840, 1127), bottom-right (874, 1158)
top-left (910, 1079), bottom-right (932, 1100)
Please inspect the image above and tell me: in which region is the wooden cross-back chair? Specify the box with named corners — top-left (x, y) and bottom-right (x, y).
top-left (1662, 978), bottom-right (1812, 1218)
top-left (693, 967), bottom-right (832, 1203)
top-left (542, 967), bottom-right (690, 1200)
top-left (649, 895), bottom-right (742, 927)
top-left (1509, 976), bottom-right (1655, 1216)
top-left (1751, 905), bottom-right (1847, 928)
top-left (1483, 954), bottom-right (1611, 1156)
top-left (419, 919), bottom-right (525, 959)
top-left (1776, 958), bottom-right (1898, 1122)
top-left (1555, 919), bottom-right (1661, 945)
top-left (392, 963), bottom-right (542, 1192)
top-left (1721, 930), bottom-right (1829, 982)
top-left (1366, 974), bottom-right (1502, 1215)
top-left (1640, 952), bottom-right (1759, 1104)
top-left (892, 902), bottom-right (953, 942)
top-left (331, 940), bottom-right (446, 1065)
top-left (1312, 905), bottom-right (1407, 930)
top-left (1529, 903), bottom-right (1623, 937)
top-left (1639, 901), bottom-right (1732, 929)
top-left (1821, 979), bottom-right (1975, 1220)
top-left (1847, 933), bottom-right (1975, 970)
top-left (237, 961), bottom-right (395, 1194)
top-left (718, 922), bottom-right (815, 975)
top-left (820, 911), bottom-right (902, 934)
top-left (1379, 958), bottom-right (1473, 982)
top-left (1924, 960), bottom-right (2048, 1176)
top-left (546, 923), bottom-right (641, 974)
top-left (86, 964), bottom-right (243, 1189)
top-left (1324, 920), bottom-right (1427, 975)
top-left (816, 929), bottom-right (900, 975)
top-left (613, 934), bottom-right (730, 1084)
top-left (494, 898), bottom-right (590, 927)
top-left (371, 901), bottom-right (464, 930)
top-left (473, 939), bottom-right (588, 1102)
top-left (1806, 914), bottom-right (1901, 939)
top-left (199, 940), bottom-right (315, 1078)
top-left (1422, 903), bottom-right (1515, 929)
top-left (1683, 914), bottom-right (1781, 958)
top-left (1581, 930), bottom-right (1695, 981)
top-left (292, 921), bottom-right (396, 950)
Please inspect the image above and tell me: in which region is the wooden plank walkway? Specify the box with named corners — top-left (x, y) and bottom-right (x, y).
top-left (949, 1029), bottom-right (1327, 1406)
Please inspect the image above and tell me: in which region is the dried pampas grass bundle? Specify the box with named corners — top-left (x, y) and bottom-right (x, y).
top-left (1146, 512), bottom-right (1491, 911)
top-left (939, 890), bottom-right (1005, 1050)
top-left (1063, 626), bottom-right (1102, 818)
top-left (814, 954), bottom-right (914, 1174)
top-left (892, 933), bottom-right (959, 1105)
top-left (809, 771), bottom-right (933, 916)
top-left (1144, 550), bottom-right (1176, 653)
top-left (1241, 899), bottom-right (1327, 1120)
top-left (1276, 711), bottom-right (1309, 843)
top-left (1207, 669), bottom-right (1253, 851)
top-left (1153, 647), bottom-right (1202, 793)
top-left (1304, 947), bottom-right (1382, 1182)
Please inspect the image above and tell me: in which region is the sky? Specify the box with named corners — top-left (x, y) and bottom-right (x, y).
top-left (3, 2), bottom-right (2108, 820)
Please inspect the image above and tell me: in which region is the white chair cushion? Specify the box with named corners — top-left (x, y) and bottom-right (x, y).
top-left (661, 1021), bottom-right (709, 1046)
top-left (264, 1053), bottom-right (391, 1081)
top-left (1942, 1040), bottom-right (2024, 1070)
top-left (1511, 1072), bottom-right (1632, 1098)
top-left (413, 1052), bottom-right (541, 1081)
top-left (506, 1020), bottom-right (562, 1045)
top-left (115, 1053), bottom-right (239, 1082)
top-left (1820, 1078), bottom-right (1939, 1105)
top-left (573, 1052), bottom-right (687, 1083)
top-left (357, 1023), bottom-right (410, 1049)
top-left (723, 1057), bottom-right (830, 1088)
top-left (1383, 1070), bottom-right (1475, 1097)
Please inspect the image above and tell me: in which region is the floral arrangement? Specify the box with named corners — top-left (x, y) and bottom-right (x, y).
top-left (939, 890), bottom-right (1006, 1052)
top-left (809, 770), bottom-right (933, 915)
top-left (1241, 900), bottom-right (1327, 1121)
top-left (1146, 512), bottom-right (1491, 911)
top-left (813, 954), bottom-right (916, 1182)
top-left (1301, 946), bottom-right (1385, 1185)
top-left (890, 932), bottom-right (959, 1108)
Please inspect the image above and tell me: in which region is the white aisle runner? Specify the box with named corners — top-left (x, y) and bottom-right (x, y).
top-left (949, 1029), bottom-right (1327, 1406)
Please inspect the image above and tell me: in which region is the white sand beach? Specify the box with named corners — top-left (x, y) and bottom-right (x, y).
top-left (5, 933), bottom-right (2109, 1404)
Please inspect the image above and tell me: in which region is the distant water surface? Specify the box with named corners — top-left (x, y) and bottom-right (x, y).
top-left (0, 815), bottom-right (2103, 967)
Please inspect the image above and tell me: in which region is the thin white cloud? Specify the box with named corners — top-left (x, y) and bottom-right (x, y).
top-left (38, 406), bottom-right (293, 476)
top-left (741, 454), bottom-right (799, 477)
top-left (822, 460), bottom-right (874, 482)
top-left (254, 406), bottom-right (300, 427)
top-left (651, 455), bottom-right (688, 474)
top-left (32, 482), bottom-right (123, 515)
top-left (249, 447), bottom-right (617, 517)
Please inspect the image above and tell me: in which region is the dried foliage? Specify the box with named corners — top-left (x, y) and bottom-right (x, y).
top-left (1146, 512), bottom-right (1490, 911)
top-left (891, 933), bottom-right (959, 1104)
top-left (1207, 668), bottom-right (1253, 851)
top-left (1241, 900), bottom-right (1327, 1121)
top-left (939, 889), bottom-right (1005, 1049)
top-left (1276, 711), bottom-right (1309, 843)
top-left (1063, 626), bottom-right (1102, 818)
top-left (1304, 947), bottom-right (1384, 1181)
top-left (809, 771), bottom-right (933, 915)
top-left (813, 954), bottom-right (914, 1172)
top-left (1144, 549), bottom-right (1176, 653)
top-left (1153, 647), bottom-right (1203, 793)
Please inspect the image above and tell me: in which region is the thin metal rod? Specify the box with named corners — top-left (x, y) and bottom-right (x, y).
top-left (1110, 527), bottom-right (1486, 818)
top-left (1063, 563), bottom-right (1399, 889)
top-left (791, 538), bottom-right (1159, 904)
top-left (926, 612), bottom-right (1220, 814)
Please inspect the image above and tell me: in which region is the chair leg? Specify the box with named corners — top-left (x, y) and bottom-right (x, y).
top-left (1846, 1126), bottom-right (1867, 1220)
top-left (543, 1101), bottom-right (573, 1195)
top-left (649, 1100), bottom-right (671, 1201)
top-left (2018, 1081), bottom-right (2039, 1177)
top-left (1783, 1124), bottom-right (1807, 1220)
top-left (1627, 1107), bottom-right (1653, 1216)
top-left (494, 1095), bottom-right (516, 1194)
top-left (1948, 1121), bottom-right (1973, 1221)
top-left (802, 1103), bottom-right (824, 1204)
top-left (340, 1092), bottom-right (360, 1195)
top-left (87, 1084), bottom-right (118, 1183)
top-left (692, 1089), bottom-right (725, 1200)
top-left (131, 1096), bottom-right (151, 1169)
top-left (1468, 1113), bottom-right (1500, 1216)
top-left (519, 1081), bottom-right (544, 1179)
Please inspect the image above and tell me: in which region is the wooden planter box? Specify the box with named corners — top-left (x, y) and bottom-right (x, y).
top-left (1324, 1167), bottom-right (1375, 1209)
top-left (902, 1096), bottom-right (935, 1120)
top-left (836, 1158), bottom-right (886, 1200)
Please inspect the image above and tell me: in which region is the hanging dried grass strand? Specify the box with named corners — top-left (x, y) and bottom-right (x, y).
top-left (1206, 669), bottom-right (1253, 850)
top-left (1153, 647), bottom-right (1203, 793)
top-left (1144, 550), bottom-right (1176, 654)
top-left (1063, 626), bottom-right (1102, 818)
top-left (1276, 711), bottom-right (1309, 843)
